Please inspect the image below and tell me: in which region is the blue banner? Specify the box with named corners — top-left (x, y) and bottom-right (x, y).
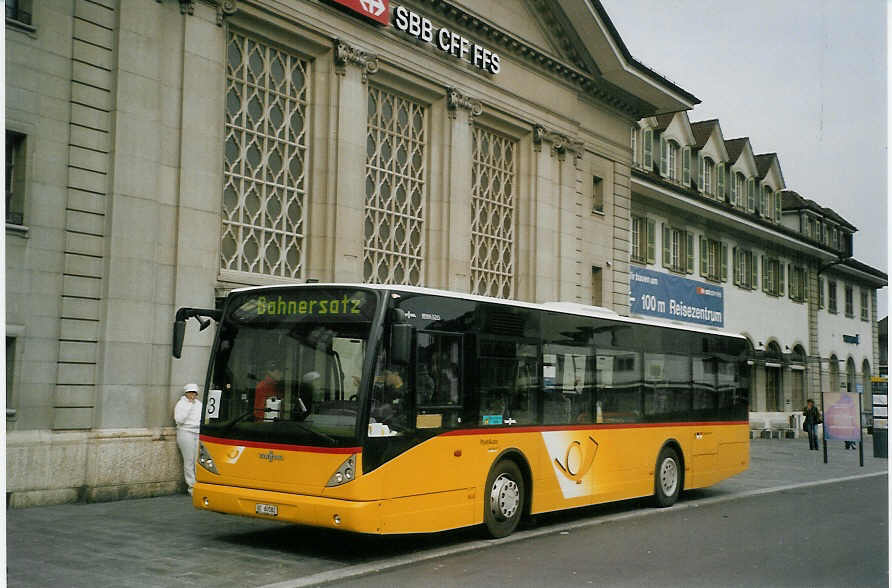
top-left (629, 266), bottom-right (724, 328)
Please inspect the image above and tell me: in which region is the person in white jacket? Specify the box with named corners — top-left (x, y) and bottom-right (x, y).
top-left (174, 383), bottom-right (202, 495)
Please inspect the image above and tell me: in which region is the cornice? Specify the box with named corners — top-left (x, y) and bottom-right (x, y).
top-left (410, 0), bottom-right (651, 117)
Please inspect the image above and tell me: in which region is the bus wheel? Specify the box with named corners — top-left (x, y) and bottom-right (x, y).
top-left (653, 446), bottom-right (681, 507)
top-left (483, 459), bottom-right (524, 538)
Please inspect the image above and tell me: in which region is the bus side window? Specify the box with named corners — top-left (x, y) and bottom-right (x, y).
top-left (595, 350), bottom-right (643, 423)
top-left (416, 332), bottom-right (463, 428)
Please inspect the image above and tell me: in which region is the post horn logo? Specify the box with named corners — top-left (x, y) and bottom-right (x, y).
top-left (554, 436), bottom-right (598, 484)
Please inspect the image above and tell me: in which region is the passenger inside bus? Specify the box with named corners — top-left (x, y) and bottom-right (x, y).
top-left (253, 361), bottom-right (283, 421)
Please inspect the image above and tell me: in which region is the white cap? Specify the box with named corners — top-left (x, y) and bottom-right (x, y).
top-left (183, 383), bottom-right (199, 393)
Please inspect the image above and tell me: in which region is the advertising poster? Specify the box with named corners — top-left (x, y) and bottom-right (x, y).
top-left (822, 390), bottom-right (862, 442)
top-left (629, 266), bottom-right (724, 328)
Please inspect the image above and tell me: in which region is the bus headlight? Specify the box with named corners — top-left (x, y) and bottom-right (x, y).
top-left (197, 442), bottom-right (219, 474)
top-left (326, 454), bottom-right (357, 487)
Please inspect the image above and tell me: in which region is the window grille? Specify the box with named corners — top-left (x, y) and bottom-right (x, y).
top-left (221, 31), bottom-right (309, 278)
top-left (364, 86), bottom-right (426, 285)
top-left (471, 126), bottom-right (516, 298)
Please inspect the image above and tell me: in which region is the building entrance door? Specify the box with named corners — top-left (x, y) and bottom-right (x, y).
top-left (766, 367), bottom-right (781, 412)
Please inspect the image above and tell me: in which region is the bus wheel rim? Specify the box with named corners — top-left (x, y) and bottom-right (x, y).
top-left (660, 457), bottom-right (678, 496)
top-left (490, 473), bottom-right (520, 521)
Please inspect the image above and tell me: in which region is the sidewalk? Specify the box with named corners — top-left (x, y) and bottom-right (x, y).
top-left (6, 437), bottom-right (887, 588)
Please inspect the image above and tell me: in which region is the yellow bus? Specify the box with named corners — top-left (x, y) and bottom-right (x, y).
top-left (173, 284), bottom-right (749, 537)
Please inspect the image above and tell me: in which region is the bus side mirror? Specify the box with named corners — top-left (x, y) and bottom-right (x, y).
top-left (172, 320), bottom-right (186, 359)
top-left (391, 324), bottom-right (413, 365)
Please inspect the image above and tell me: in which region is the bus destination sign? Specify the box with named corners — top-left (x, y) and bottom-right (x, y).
top-left (230, 289), bottom-right (376, 323)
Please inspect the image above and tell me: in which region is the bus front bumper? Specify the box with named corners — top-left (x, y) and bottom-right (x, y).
top-left (193, 482), bottom-right (383, 533)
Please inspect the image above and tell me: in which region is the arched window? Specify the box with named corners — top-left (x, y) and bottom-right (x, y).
top-left (829, 354), bottom-right (840, 393)
top-left (846, 357), bottom-right (856, 394)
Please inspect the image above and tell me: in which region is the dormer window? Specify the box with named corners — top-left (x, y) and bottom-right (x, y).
top-left (631, 127), bottom-right (639, 166)
top-left (701, 157), bottom-right (715, 196)
top-left (682, 147), bottom-right (691, 186)
top-left (667, 140), bottom-right (679, 181)
top-left (759, 184), bottom-right (769, 217)
top-left (734, 173), bottom-right (746, 209)
top-left (772, 189), bottom-right (780, 222)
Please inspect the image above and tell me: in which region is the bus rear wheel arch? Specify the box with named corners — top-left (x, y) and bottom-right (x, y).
top-left (483, 455), bottom-right (529, 538)
top-left (653, 443), bottom-right (683, 507)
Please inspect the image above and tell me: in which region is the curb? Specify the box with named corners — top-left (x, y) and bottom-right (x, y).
top-left (257, 470), bottom-right (887, 588)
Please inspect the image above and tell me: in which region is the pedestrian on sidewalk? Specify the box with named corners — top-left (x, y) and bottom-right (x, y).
top-left (803, 399), bottom-right (822, 451)
top-left (175, 383), bottom-right (202, 495)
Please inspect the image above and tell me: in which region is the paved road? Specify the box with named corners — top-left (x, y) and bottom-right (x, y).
top-left (334, 477), bottom-right (888, 588)
top-left (6, 439), bottom-right (887, 587)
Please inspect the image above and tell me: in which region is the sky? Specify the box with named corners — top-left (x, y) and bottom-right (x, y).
top-left (599, 0), bottom-right (888, 316)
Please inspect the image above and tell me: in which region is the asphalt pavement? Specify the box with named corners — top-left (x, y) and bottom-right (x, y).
top-left (6, 437), bottom-right (888, 588)
top-left (334, 477), bottom-right (889, 588)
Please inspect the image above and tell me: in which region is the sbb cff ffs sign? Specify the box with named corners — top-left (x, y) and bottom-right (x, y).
top-left (330, 0), bottom-right (389, 25)
top-left (393, 5), bottom-right (501, 74)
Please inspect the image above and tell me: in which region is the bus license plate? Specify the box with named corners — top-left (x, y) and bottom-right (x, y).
top-left (255, 503), bottom-right (278, 516)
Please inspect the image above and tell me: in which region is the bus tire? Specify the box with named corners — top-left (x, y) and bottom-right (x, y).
top-left (483, 459), bottom-right (525, 538)
top-left (653, 446), bottom-right (681, 507)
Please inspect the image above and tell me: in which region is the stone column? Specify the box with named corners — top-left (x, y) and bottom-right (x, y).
top-left (806, 261), bottom-right (822, 405)
top-left (443, 89), bottom-right (479, 293)
top-left (55, 0), bottom-right (119, 430)
top-left (167, 3), bottom-right (225, 413)
top-left (330, 41), bottom-right (378, 283)
top-left (611, 162), bottom-right (632, 315)
top-left (530, 127), bottom-right (559, 303)
top-left (556, 147), bottom-right (581, 302)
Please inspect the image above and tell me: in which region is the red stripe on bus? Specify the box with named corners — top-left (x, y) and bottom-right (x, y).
top-left (441, 421), bottom-right (749, 437)
top-left (199, 435), bottom-right (360, 454)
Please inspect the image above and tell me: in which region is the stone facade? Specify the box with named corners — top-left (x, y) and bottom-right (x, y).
top-left (6, 0), bottom-right (695, 505)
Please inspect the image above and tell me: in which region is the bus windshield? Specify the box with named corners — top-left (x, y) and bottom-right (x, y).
top-left (203, 288), bottom-right (378, 448)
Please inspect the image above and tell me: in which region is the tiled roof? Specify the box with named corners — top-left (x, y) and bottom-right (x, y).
top-left (821, 206), bottom-right (857, 231)
top-left (690, 119), bottom-right (718, 148)
top-left (589, 1), bottom-right (700, 107)
top-left (754, 153), bottom-right (777, 179)
top-left (654, 113), bottom-right (675, 131)
top-left (843, 258), bottom-right (887, 281)
top-left (779, 190), bottom-right (857, 231)
top-left (724, 138), bottom-right (748, 163)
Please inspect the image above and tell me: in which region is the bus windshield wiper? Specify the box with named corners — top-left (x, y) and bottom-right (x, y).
top-left (220, 409), bottom-right (256, 433)
top-left (291, 421), bottom-right (337, 445)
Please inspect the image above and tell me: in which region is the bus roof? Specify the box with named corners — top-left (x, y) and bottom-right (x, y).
top-left (229, 282), bottom-right (747, 342)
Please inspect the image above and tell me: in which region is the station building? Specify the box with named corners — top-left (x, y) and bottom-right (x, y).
top-left (5, 0), bottom-right (886, 506)
top-left (6, 0), bottom-right (696, 505)
top-left (629, 112), bottom-right (886, 433)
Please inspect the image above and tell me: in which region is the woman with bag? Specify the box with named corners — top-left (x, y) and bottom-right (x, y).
top-left (802, 399), bottom-right (822, 451)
